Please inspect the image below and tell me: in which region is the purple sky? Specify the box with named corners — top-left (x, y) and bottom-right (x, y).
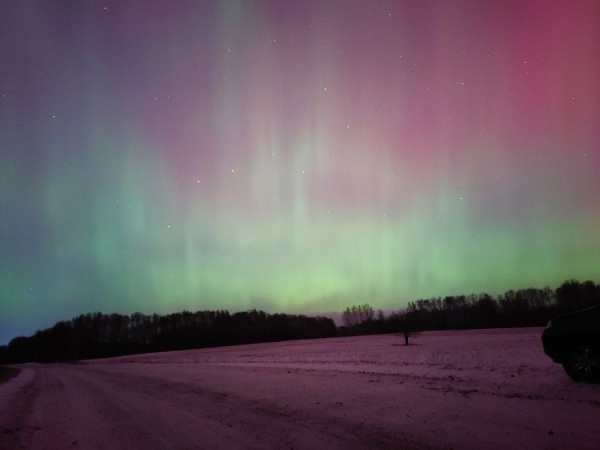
top-left (1, 0), bottom-right (599, 343)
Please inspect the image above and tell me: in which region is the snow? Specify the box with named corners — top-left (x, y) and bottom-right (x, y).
top-left (1, 328), bottom-right (599, 449)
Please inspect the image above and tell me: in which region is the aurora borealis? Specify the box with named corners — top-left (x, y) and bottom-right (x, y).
top-left (1, 0), bottom-right (600, 343)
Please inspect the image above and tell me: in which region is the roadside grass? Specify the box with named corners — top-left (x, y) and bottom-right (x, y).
top-left (0, 366), bottom-right (20, 385)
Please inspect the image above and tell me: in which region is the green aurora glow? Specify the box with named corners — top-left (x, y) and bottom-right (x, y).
top-left (1, 0), bottom-right (599, 342)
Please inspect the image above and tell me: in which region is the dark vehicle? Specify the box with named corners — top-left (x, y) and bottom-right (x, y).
top-left (542, 307), bottom-right (600, 382)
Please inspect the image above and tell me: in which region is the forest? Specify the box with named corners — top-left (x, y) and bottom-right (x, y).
top-left (0, 310), bottom-right (336, 364)
top-left (339, 279), bottom-right (600, 335)
top-left (1, 279), bottom-right (599, 364)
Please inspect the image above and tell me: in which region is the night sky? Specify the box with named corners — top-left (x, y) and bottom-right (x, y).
top-left (1, 0), bottom-right (599, 344)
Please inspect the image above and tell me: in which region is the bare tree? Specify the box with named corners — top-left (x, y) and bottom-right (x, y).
top-left (343, 304), bottom-right (374, 327)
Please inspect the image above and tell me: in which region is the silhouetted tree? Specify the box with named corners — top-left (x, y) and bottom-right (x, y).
top-left (556, 280), bottom-right (600, 314)
top-left (343, 304), bottom-right (374, 327)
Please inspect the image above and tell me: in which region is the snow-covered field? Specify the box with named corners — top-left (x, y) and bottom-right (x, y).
top-left (1, 328), bottom-right (599, 449)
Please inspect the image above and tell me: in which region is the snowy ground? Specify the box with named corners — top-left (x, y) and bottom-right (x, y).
top-left (1, 328), bottom-right (599, 449)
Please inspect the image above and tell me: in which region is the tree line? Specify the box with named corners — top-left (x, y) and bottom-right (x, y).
top-left (339, 279), bottom-right (600, 335)
top-left (0, 309), bottom-right (336, 364)
top-left (2, 279), bottom-right (599, 363)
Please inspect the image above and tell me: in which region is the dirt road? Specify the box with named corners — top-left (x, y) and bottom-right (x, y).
top-left (1, 330), bottom-right (599, 449)
top-left (1, 363), bottom-right (434, 449)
